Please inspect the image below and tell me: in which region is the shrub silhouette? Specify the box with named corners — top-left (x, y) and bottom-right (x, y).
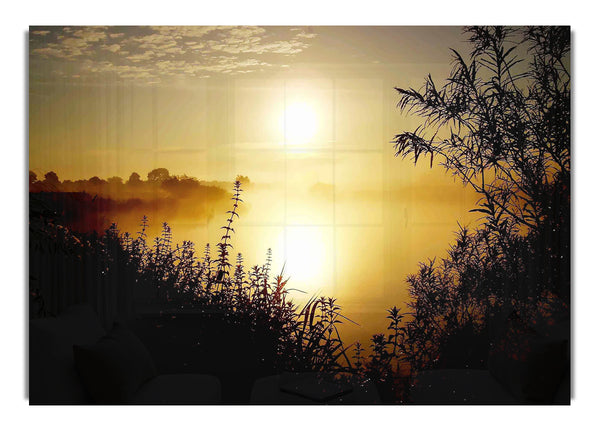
top-left (387, 26), bottom-right (570, 372)
top-left (30, 180), bottom-right (354, 376)
top-left (394, 26), bottom-right (569, 233)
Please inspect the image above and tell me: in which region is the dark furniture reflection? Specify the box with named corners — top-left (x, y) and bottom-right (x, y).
top-left (250, 372), bottom-right (381, 405)
top-left (29, 304), bottom-right (221, 405)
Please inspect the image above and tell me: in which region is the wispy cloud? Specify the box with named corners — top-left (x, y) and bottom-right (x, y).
top-left (103, 44), bottom-right (121, 53)
top-left (30, 26), bottom-right (318, 84)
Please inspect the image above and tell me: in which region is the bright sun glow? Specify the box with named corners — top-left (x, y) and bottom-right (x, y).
top-left (282, 102), bottom-right (317, 146)
top-left (282, 227), bottom-right (332, 292)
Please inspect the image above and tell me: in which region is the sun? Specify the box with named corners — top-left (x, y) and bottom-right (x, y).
top-left (282, 102), bottom-right (317, 146)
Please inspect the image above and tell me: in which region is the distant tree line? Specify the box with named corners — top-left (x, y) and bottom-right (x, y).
top-left (29, 168), bottom-right (251, 235)
top-left (29, 168), bottom-right (250, 200)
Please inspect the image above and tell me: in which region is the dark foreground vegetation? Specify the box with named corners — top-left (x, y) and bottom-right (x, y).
top-left (392, 25), bottom-right (570, 370)
top-left (29, 26), bottom-right (570, 404)
top-left (30, 181), bottom-right (411, 403)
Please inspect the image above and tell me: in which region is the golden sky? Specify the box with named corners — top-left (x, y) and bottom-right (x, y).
top-left (29, 26), bottom-right (470, 180)
top-left (29, 26), bottom-right (481, 344)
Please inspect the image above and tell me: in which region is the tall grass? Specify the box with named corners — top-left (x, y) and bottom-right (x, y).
top-left (30, 179), bottom-right (418, 402)
top-left (30, 180), bottom-right (364, 376)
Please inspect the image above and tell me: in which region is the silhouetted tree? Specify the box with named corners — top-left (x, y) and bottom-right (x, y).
top-left (107, 176), bottom-right (123, 186)
top-left (394, 26), bottom-right (569, 234)
top-left (127, 172), bottom-right (142, 185)
top-left (42, 171), bottom-right (60, 191)
top-left (161, 176), bottom-right (200, 197)
top-left (88, 176), bottom-right (106, 187)
top-left (147, 168), bottom-right (170, 183)
top-left (29, 170), bottom-right (38, 186)
top-left (391, 26), bottom-right (570, 371)
top-left (44, 171), bottom-right (59, 183)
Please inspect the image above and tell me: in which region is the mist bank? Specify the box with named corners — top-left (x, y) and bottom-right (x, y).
top-left (29, 168), bottom-right (481, 349)
top-left (28, 168), bottom-right (250, 239)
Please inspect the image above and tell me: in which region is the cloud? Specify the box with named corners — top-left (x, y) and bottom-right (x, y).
top-left (31, 46), bottom-right (67, 58)
top-left (103, 44), bottom-right (121, 53)
top-left (31, 27), bottom-right (109, 59)
top-left (79, 60), bottom-right (155, 80)
top-left (151, 26), bottom-right (221, 39)
top-left (30, 26), bottom-right (318, 83)
top-left (72, 27), bottom-right (107, 42)
top-left (204, 26), bottom-right (311, 55)
top-left (127, 50), bottom-right (156, 62)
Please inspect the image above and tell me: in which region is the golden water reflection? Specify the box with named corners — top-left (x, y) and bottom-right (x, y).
top-left (130, 180), bottom-right (481, 348)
